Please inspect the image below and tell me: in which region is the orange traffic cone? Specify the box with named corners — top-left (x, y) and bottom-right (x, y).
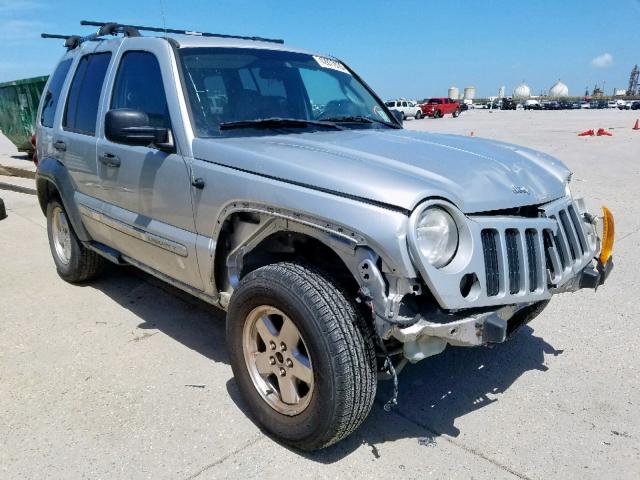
top-left (596, 128), bottom-right (613, 136)
top-left (633, 119), bottom-right (639, 130)
top-left (577, 129), bottom-right (595, 136)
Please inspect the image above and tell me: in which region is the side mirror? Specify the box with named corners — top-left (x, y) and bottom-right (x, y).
top-left (105, 109), bottom-right (173, 151)
top-left (390, 109), bottom-right (403, 125)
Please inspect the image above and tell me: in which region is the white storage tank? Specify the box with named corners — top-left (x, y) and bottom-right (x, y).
top-left (549, 80), bottom-right (569, 97)
top-left (448, 86), bottom-right (459, 100)
top-left (513, 82), bottom-right (531, 99)
top-left (463, 86), bottom-right (476, 100)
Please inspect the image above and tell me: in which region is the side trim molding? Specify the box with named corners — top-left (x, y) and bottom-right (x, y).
top-left (78, 204), bottom-right (189, 257)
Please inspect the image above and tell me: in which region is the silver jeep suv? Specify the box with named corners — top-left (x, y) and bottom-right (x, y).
top-left (35, 21), bottom-right (614, 451)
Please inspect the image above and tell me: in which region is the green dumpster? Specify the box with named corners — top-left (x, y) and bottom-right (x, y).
top-left (0, 75), bottom-right (48, 153)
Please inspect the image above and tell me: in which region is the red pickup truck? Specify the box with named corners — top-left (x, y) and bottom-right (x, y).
top-left (419, 98), bottom-right (461, 118)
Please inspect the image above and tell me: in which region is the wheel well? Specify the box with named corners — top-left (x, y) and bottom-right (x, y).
top-left (36, 178), bottom-right (60, 214)
top-left (214, 213), bottom-right (360, 298)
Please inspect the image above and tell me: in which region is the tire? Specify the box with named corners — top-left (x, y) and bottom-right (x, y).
top-left (453, 109), bottom-right (460, 118)
top-left (415, 110), bottom-right (422, 119)
top-left (46, 200), bottom-right (104, 283)
top-left (226, 262), bottom-right (377, 451)
top-left (434, 110), bottom-right (442, 118)
top-left (402, 112), bottom-right (406, 121)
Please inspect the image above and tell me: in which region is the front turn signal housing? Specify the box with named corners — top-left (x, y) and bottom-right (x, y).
top-left (599, 206), bottom-right (614, 265)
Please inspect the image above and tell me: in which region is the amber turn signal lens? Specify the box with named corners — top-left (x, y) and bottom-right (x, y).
top-left (599, 206), bottom-right (614, 265)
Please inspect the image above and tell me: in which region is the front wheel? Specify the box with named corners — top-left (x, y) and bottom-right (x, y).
top-left (452, 109), bottom-right (460, 118)
top-left (227, 263), bottom-right (377, 451)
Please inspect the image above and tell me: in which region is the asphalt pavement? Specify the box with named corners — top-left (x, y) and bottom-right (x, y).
top-left (1, 109), bottom-right (639, 479)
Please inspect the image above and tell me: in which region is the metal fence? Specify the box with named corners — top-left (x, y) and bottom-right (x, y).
top-left (0, 76), bottom-right (48, 153)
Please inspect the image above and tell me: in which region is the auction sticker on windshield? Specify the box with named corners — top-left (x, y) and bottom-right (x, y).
top-left (313, 55), bottom-right (350, 74)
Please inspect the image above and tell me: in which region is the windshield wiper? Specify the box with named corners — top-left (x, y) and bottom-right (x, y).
top-left (219, 117), bottom-right (344, 131)
top-left (319, 115), bottom-right (401, 129)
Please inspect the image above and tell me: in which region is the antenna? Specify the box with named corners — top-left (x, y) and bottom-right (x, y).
top-left (159, 0), bottom-right (168, 38)
top-left (80, 20), bottom-right (284, 44)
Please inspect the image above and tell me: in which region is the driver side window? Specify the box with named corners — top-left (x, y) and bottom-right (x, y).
top-left (111, 51), bottom-right (171, 128)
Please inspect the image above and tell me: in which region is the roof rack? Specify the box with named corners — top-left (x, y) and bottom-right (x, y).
top-left (41, 33), bottom-right (94, 50)
top-left (41, 22), bottom-right (140, 50)
top-left (81, 20), bottom-right (284, 44)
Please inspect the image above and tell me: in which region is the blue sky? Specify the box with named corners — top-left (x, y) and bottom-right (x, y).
top-left (1, 0), bottom-right (638, 99)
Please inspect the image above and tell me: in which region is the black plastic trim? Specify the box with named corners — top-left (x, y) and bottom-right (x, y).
top-left (35, 157), bottom-right (92, 242)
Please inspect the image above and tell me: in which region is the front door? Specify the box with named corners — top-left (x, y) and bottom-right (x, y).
top-left (95, 45), bottom-right (203, 290)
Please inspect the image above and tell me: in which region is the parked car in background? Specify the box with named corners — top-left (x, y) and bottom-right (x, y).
top-left (580, 101), bottom-right (591, 109)
top-left (558, 100), bottom-right (574, 110)
top-left (500, 98), bottom-right (516, 110)
top-left (617, 100), bottom-right (631, 110)
top-left (607, 101), bottom-right (617, 109)
top-left (631, 101), bottom-right (640, 110)
top-left (384, 99), bottom-right (421, 119)
top-left (524, 99), bottom-right (541, 110)
top-left (544, 101), bottom-right (561, 110)
top-left (419, 97), bottom-right (460, 118)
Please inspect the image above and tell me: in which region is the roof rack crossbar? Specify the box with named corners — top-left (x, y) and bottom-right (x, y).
top-left (41, 22), bottom-right (141, 50)
top-left (80, 20), bottom-right (284, 44)
top-left (41, 32), bottom-right (98, 50)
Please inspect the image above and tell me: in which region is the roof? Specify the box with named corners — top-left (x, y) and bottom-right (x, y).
top-left (166, 34), bottom-right (310, 54)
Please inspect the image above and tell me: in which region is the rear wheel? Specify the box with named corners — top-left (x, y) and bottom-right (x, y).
top-left (415, 110), bottom-right (422, 119)
top-left (434, 110), bottom-right (442, 118)
top-left (453, 109), bottom-right (460, 118)
top-left (227, 262), bottom-right (377, 450)
top-left (46, 200), bottom-right (104, 283)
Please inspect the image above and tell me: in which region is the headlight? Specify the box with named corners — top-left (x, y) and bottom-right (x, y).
top-left (415, 207), bottom-right (459, 268)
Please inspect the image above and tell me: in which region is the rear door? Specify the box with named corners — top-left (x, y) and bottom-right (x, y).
top-left (55, 44), bottom-right (116, 244)
top-left (95, 42), bottom-right (202, 290)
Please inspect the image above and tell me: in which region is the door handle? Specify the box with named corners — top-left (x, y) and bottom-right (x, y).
top-left (99, 152), bottom-right (121, 168)
top-left (53, 140), bottom-right (66, 152)
top-left (191, 177), bottom-right (205, 189)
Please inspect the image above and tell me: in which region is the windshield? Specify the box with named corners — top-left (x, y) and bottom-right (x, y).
top-left (178, 47), bottom-right (396, 137)
top-left (427, 98), bottom-right (442, 104)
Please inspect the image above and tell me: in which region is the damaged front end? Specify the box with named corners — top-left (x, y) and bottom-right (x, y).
top-left (360, 195), bottom-right (614, 382)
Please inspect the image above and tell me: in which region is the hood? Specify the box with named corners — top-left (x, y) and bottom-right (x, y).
top-left (192, 129), bottom-right (570, 213)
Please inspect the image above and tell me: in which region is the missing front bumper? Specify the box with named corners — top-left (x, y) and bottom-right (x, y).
top-left (390, 258), bottom-right (613, 363)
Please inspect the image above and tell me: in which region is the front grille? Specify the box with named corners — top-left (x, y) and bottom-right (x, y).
top-left (505, 229), bottom-right (520, 294)
top-left (479, 198), bottom-right (591, 298)
top-left (525, 229), bottom-right (537, 292)
top-left (481, 230), bottom-right (500, 296)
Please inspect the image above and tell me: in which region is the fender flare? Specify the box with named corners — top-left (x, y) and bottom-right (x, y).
top-left (212, 201), bottom-right (418, 320)
top-left (35, 156), bottom-right (91, 242)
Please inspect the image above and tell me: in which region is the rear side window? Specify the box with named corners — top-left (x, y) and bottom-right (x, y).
top-left (64, 52), bottom-right (112, 135)
top-left (41, 59), bottom-right (72, 128)
top-left (110, 51), bottom-right (170, 128)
